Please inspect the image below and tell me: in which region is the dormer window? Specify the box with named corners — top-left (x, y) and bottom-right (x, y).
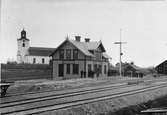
top-left (22, 43), bottom-right (25, 47)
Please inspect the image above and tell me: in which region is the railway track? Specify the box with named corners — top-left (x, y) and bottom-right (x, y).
top-left (4, 77), bottom-right (141, 97)
top-left (1, 80), bottom-right (167, 115)
top-left (1, 78), bottom-right (147, 105)
top-left (1, 77), bottom-right (165, 105)
top-left (2, 76), bottom-right (162, 99)
top-left (0, 82), bottom-right (128, 107)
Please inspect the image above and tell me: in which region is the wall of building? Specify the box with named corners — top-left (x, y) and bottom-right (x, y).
top-left (27, 56), bottom-right (51, 64)
top-left (86, 61), bottom-right (108, 77)
top-left (52, 60), bottom-right (109, 80)
top-left (17, 39), bottom-right (30, 63)
top-left (52, 60), bottom-right (85, 80)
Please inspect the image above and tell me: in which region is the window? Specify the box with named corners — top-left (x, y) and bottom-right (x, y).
top-left (66, 49), bottom-right (71, 59)
top-left (42, 58), bottom-right (45, 64)
top-left (99, 65), bottom-right (102, 74)
top-left (33, 58), bottom-right (36, 64)
top-left (104, 65), bottom-right (107, 74)
top-left (59, 49), bottom-right (64, 59)
top-left (22, 43), bottom-right (25, 47)
top-left (58, 64), bottom-right (64, 77)
top-left (73, 64), bottom-right (79, 74)
top-left (73, 49), bottom-right (78, 59)
top-left (66, 64), bottom-right (70, 74)
top-left (94, 64), bottom-right (97, 72)
top-left (88, 64), bottom-right (92, 77)
top-left (88, 64), bottom-right (92, 72)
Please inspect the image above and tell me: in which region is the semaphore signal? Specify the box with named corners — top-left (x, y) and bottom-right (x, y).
top-left (114, 29), bottom-right (127, 77)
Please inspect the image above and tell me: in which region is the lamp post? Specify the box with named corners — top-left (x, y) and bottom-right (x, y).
top-left (114, 29), bottom-right (127, 77)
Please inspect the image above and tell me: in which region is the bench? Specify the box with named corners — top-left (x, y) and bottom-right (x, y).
top-left (0, 83), bottom-right (11, 97)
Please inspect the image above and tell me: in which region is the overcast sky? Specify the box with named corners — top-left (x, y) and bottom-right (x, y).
top-left (1, 0), bottom-right (167, 67)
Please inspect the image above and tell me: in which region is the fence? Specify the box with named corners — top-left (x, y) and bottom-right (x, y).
top-left (1, 64), bottom-right (52, 82)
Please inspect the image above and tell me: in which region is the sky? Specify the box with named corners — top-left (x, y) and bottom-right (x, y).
top-left (1, 0), bottom-right (167, 67)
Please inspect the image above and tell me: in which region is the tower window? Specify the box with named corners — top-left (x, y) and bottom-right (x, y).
top-left (33, 58), bottom-right (36, 64)
top-left (42, 58), bottom-right (45, 64)
top-left (22, 43), bottom-right (25, 47)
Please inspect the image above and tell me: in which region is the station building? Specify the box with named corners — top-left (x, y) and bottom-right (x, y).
top-left (50, 36), bottom-right (111, 80)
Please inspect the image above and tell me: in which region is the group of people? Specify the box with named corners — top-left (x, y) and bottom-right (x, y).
top-left (80, 70), bottom-right (100, 78)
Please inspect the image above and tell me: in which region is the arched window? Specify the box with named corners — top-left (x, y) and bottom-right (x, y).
top-left (33, 58), bottom-right (36, 64)
top-left (22, 43), bottom-right (25, 47)
top-left (42, 58), bottom-right (45, 64)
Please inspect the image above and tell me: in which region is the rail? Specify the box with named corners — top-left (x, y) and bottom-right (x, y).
top-left (1, 81), bottom-right (167, 115)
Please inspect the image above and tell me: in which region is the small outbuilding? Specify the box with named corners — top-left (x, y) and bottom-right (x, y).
top-left (155, 60), bottom-right (167, 75)
top-left (116, 63), bottom-right (145, 78)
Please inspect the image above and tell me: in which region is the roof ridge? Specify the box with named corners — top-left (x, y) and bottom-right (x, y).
top-left (29, 47), bottom-right (56, 49)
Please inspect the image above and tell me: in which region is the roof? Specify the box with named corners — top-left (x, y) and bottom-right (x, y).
top-left (50, 39), bottom-right (108, 58)
top-left (17, 38), bottom-right (30, 41)
top-left (102, 53), bottom-right (112, 59)
top-left (155, 60), bottom-right (167, 68)
top-left (28, 47), bottom-right (56, 56)
top-left (85, 41), bottom-right (101, 50)
top-left (70, 40), bottom-right (95, 57)
top-left (124, 63), bottom-right (148, 73)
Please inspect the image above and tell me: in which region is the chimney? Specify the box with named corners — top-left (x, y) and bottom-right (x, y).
top-left (85, 38), bottom-right (90, 42)
top-left (75, 36), bottom-right (81, 42)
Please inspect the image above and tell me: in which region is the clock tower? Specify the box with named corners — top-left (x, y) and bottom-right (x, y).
top-left (17, 29), bottom-right (30, 63)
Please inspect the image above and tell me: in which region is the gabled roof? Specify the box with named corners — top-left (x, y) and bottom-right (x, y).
top-left (70, 40), bottom-right (95, 57)
top-left (124, 63), bottom-right (148, 73)
top-left (85, 41), bottom-right (105, 52)
top-left (29, 47), bottom-right (56, 56)
top-left (50, 39), bottom-right (107, 57)
top-left (155, 60), bottom-right (167, 68)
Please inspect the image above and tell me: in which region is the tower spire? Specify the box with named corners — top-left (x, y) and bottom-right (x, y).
top-left (21, 28), bottom-right (26, 38)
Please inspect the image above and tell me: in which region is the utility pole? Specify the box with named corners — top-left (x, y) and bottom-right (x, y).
top-left (114, 29), bottom-right (127, 77)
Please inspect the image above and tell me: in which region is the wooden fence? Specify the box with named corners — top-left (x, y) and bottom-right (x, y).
top-left (1, 64), bottom-right (52, 82)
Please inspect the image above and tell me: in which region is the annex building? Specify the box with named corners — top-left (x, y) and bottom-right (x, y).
top-left (155, 60), bottom-right (167, 75)
top-left (17, 29), bottom-right (55, 64)
top-left (50, 36), bottom-right (111, 79)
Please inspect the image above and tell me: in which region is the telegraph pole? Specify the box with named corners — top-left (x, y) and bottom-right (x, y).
top-left (114, 29), bottom-right (127, 77)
